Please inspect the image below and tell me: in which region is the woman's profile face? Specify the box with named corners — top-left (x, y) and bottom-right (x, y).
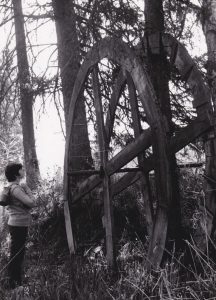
top-left (18, 167), bottom-right (25, 179)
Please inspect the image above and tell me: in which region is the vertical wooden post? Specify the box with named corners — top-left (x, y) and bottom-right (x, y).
top-left (127, 73), bottom-right (154, 236)
top-left (199, 0), bottom-right (216, 252)
top-left (63, 157), bottom-right (76, 255)
top-left (105, 70), bottom-right (126, 144)
top-left (92, 67), bottom-right (115, 267)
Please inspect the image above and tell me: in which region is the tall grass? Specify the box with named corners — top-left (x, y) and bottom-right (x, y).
top-left (1, 168), bottom-right (216, 299)
top-left (1, 237), bottom-right (216, 299)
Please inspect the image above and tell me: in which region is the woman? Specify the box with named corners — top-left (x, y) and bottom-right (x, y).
top-left (5, 162), bottom-right (35, 289)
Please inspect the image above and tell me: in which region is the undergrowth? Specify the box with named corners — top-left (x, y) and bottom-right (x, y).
top-left (1, 168), bottom-right (216, 299)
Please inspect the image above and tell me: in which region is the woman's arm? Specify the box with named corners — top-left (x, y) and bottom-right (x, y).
top-left (20, 183), bottom-right (35, 200)
top-left (11, 185), bottom-right (35, 208)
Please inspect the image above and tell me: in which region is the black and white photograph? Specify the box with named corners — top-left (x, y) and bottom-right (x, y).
top-left (0, 0), bottom-right (215, 299)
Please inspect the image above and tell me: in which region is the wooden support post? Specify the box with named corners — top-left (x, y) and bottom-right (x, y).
top-left (92, 67), bottom-right (115, 268)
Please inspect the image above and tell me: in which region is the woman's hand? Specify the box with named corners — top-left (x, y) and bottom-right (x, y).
top-left (12, 185), bottom-right (36, 208)
top-left (20, 183), bottom-right (31, 194)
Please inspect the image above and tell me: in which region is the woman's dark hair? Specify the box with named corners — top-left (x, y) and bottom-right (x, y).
top-left (5, 163), bottom-right (23, 182)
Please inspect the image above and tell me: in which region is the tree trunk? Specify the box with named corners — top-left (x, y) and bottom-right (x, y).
top-left (145, 0), bottom-right (165, 33)
top-left (195, 0), bottom-right (216, 251)
top-left (144, 0), bottom-right (183, 243)
top-left (52, 0), bottom-right (93, 253)
top-left (12, 0), bottom-right (40, 189)
top-left (52, 0), bottom-right (92, 176)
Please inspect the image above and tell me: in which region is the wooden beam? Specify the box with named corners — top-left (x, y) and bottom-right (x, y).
top-left (105, 70), bottom-right (126, 144)
top-left (112, 171), bottom-right (142, 196)
top-left (170, 117), bottom-right (211, 154)
top-left (111, 162), bottom-right (204, 196)
top-left (72, 116), bottom-right (210, 203)
top-left (64, 201), bottom-right (75, 254)
top-left (72, 128), bottom-right (152, 202)
top-left (127, 72), bottom-right (153, 235)
top-left (68, 169), bottom-right (101, 176)
top-left (92, 67), bottom-right (115, 268)
top-left (146, 206), bottom-right (168, 268)
top-left (63, 177), bottom-right (75, 254)
top-left (178, 162), bottom-right (204, 168)
top-left (68, 167), bottom-right (142, 176)
top-left (111, 120), bottom-right (209, 196)
top-left (147, 33), bottom-right (211, 110)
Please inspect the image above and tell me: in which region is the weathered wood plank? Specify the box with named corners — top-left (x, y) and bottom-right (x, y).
top-left (68, 167), bottom-right (142, 176)
top-left (136, 74), bottom-right (171, 268)
top-left (92, 67), bottom-right (107, 158)
top-left (112, 172), bottom-right (142, 196)
top-left (105, 70), bottom-right (126, 144)
top-left (111, 161), bottom-right (204, 197)
top-left (145, 33), bottom-right (211, 110)
top-left (64, 201), bottom-right (75, 254)
top-left (72, 116), bottom-right (210, 203)
top-left (72, 129), bottom-right (152, 202)
top-left (178, 162), bottom-right (204, 168)
top-left (92, 67), bottom-right (115, 267)
top-left (63, 175), bottom-right (75, 254)
top-left (68, 169), bottom-right (101, 176)
top-left (163, 34), bottom-right (211, 110)
top-left (127, 72), bottom-right (153, 235)
top-left (170, 117), bottom-right (211, 154)
top-left (146, 207), bottom-right (168, 269)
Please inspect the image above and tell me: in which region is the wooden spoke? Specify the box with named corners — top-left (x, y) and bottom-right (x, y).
top-left (112, 171), bottom-right (142, 196)
top-left (72, 128), bottom-right (152, 203)
top-left (92, 66), bottom-right (115, 267)
top-left (105, 70), bottom-right (126, 145)
top-left (127, 72), bottom-right (153, 235)
top-left (69, 112), bottom-right (211, 214)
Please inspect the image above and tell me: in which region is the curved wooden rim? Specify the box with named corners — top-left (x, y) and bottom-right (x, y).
top-left (144, 32), bottom-right (211, 112)
top-left (142, 33), bottom-right (213, 262)
top-left (63, 37), bottom-right (172, 267)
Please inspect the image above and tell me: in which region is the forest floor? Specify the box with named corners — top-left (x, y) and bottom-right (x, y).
top-left (1, 171), bottom-right (216, 299)
top-left (1, 224), bottom-right (216, 300)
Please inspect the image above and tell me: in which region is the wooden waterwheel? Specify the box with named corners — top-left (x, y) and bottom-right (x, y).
top-left (63, 35), bottom-right (213, 268)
